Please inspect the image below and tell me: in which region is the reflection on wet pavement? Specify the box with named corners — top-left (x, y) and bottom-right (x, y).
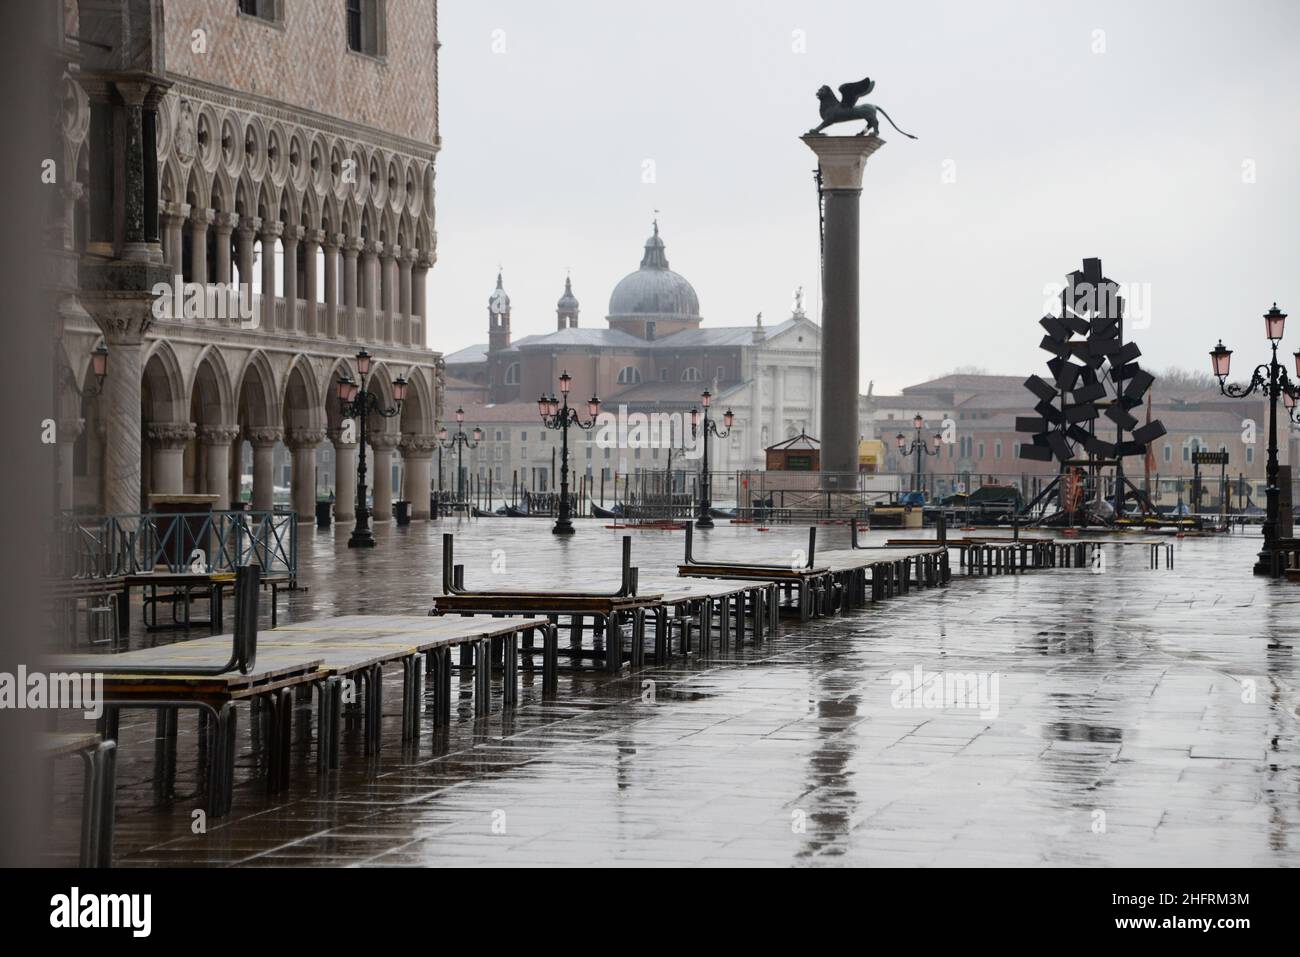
top-left (46, 519), bottom-right (1300, 866)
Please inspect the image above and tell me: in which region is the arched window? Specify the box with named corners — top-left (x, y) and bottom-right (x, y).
top-left (617, 366), bottom-right (642, 385)
top-left (503, 362), bottom-right (520, 386)
top-left (681, 367), bottom-right (701, 382)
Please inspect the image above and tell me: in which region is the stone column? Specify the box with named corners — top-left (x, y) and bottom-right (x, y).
top-left (188, 208), bottom-right (213, 289)
top-left (412, 253), bottom-right (430, 348)
top-left (259, 222), bottom-right (282, 331)
top-left (281, 224), bottom-right (301, 332)
top-left (773, 365), bottom-right (786, 445)
top-left (114, 81), bottom-right (152, 261)
top-left (198, 425), bottom-right (240, 509)
top-left (303, 229), bottom-right (323, 336)
top-left (228, 432), bottom-right (244, 508)
top-left (801, 133), bottom-right (885, 484)
top-left (361, 240), bottom-right (382, 342)
top-left (331, 427), bottom-right (358, 522)
top-left (340, 236), bottom-right (361, 338)
top-left (213, 212), bottom-right (237, 284)
top-left (234, 216), bottom-right (260, 297)
top-left (160, 202), bottom-right (187, 281)
top-left (286, 428), bottom-right (325, 523)
top-left (57, 418), bottom-right (85, 511)
top-left (369, 431), bottom-right (399, 520)
top-left (323, 233), bottom-right (341, 339)
top-left (148, 421), bottom-right (196, 495)
top-left (379, 243), bottom-right (396, 343)
top-left (247, 427), bottom-right (282, 511)
top-left (401, 435), bottom-right (435, 519)
top-left (398, 249), bottom-right (414, 347)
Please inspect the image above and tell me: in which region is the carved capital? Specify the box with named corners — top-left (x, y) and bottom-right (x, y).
top-left (343, 235), bottom-right (364, 255)
top-left (81, 293), bottom-right (154, 344)
top-left (328, 427), bottom-right (358, 450)
top-left (363, 239), bottom-right (384, 258)
top-left (147, 420), bottom-right (196, 449)
top-left (303, 228), bottom-right (325, 247)
top-left (800, 133), bottom-right (885, 191)
top-left (281, 224), bottom-right (303, 244)
top-left (285, 427), bottom-right (326, 449)
top-left (246, 427), bottom-right (283, 448)
top-left (368, 431), bottom-right (401, 452)
top-left (58, 417), bottom-right (86, 443)
top-left (188, 207), bottom-right (215, 228)
top-left (235, 216), bottom-right (262, 240)
top-left (400, 433), bottom-right (438, 457)
top-left (259, 221), bottom-right (284, 241)
top-left (197, 424), bottom-right (241, 445)
top-left (213, 211), bottom-right (240, 233)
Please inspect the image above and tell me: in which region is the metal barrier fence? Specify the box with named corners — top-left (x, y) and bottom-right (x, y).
top-left (53, 510), bottom-right (298, 582)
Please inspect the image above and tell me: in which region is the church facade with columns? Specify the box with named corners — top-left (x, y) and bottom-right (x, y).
top-left (444, 224), bottom-right (821, 489)
top-left (55, 0), bottom-right (444, 523)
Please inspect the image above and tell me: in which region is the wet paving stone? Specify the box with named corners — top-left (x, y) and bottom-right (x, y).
top-left (43, 520), bottom-right (1300, 866)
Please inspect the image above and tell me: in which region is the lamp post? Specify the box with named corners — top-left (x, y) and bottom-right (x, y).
top-left (538, 370), bottom-right (600, 535)
top-left (1209, 303), bottom-right (1300, 575)
top-left (896, 413), bottom-right (942, 499)
top-left (337, 349), bottom-right (406, 548)
top-left (437, 407), bottom-right (482, 512)
top-left (691, 388), bottom-right (734, 529)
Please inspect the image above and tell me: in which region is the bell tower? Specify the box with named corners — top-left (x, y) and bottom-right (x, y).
top-left (487, 270), bottom-right (511, 352)
top-left (556, 274), bottom-right (579, 330)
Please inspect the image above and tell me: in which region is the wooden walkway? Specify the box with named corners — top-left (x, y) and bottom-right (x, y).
top-left (51, 614), bottom-right (552, 820)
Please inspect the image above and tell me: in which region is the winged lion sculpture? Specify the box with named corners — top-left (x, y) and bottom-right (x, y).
top-left (808, 77), bottom-right (917, 139)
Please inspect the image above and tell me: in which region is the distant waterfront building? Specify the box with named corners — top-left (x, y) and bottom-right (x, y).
top-left (444, 223), bottom-right (821, 491)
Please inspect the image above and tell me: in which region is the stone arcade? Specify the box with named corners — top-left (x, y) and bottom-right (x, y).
top-left (54, 0), bottom-right (444, 523)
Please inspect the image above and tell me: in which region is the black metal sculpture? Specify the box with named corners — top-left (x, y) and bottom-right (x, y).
top-left (808, 76), bottom-right (918, 138)
top-left (1016, 258), bottom-right (1166, 524)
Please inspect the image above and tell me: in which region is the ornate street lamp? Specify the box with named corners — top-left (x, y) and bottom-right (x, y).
top-left (1209, 303), bottom-right (1300, 575)
top-left (896, 413), bottom-right (942, 499)
top-left (337, 349), bottom-right (406, 548)
top-left (436, 407), bottom-right (483, 512)
top-left (538, 370), bottom-right (600, 535)
top-left (691, 388), bottom-right (734, 529)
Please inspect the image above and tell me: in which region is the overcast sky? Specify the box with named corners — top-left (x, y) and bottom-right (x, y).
top-left (428, 0), bottom-right (1300, 395)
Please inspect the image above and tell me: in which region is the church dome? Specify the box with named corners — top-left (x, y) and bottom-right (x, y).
top-left (607, 222), bottom-right (700, 320)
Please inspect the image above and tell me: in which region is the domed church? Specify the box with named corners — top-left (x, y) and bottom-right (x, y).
top-left (443, 221), bottom-right (822, 491)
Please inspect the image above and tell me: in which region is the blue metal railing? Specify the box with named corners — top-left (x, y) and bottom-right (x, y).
top-left (54, 511), bottom-right (298, 583)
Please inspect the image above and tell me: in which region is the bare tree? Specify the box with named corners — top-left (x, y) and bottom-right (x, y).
top-left (1155, 366), bottom-right (1216, 392)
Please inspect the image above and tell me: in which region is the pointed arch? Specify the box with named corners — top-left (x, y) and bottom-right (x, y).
top-left (281, 354), bottom-right (323, 432)
top-left (190, 345), bottom-right (236, 427)
top-left (141, 339), bottom-right (187, 423)
top-left (399, 367), bottom-right (434, 436)
top-left (235, 349), bottom-right (280, 428)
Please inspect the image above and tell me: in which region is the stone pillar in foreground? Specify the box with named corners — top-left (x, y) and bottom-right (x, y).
top-left (369, 431), bottom-right (399, 520)
top-left (199, 425), bottom-right (239, 509)
top-left (401, 435), bottom-right (435, 520)
top-left (331, 428), bottom-right (358, 522)
top-left (800, 133), bottom-right (885, 485)
top-left (286, 428), bottom-right (325, 524)
top-left (247, 427), bottom-right (282, 511)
